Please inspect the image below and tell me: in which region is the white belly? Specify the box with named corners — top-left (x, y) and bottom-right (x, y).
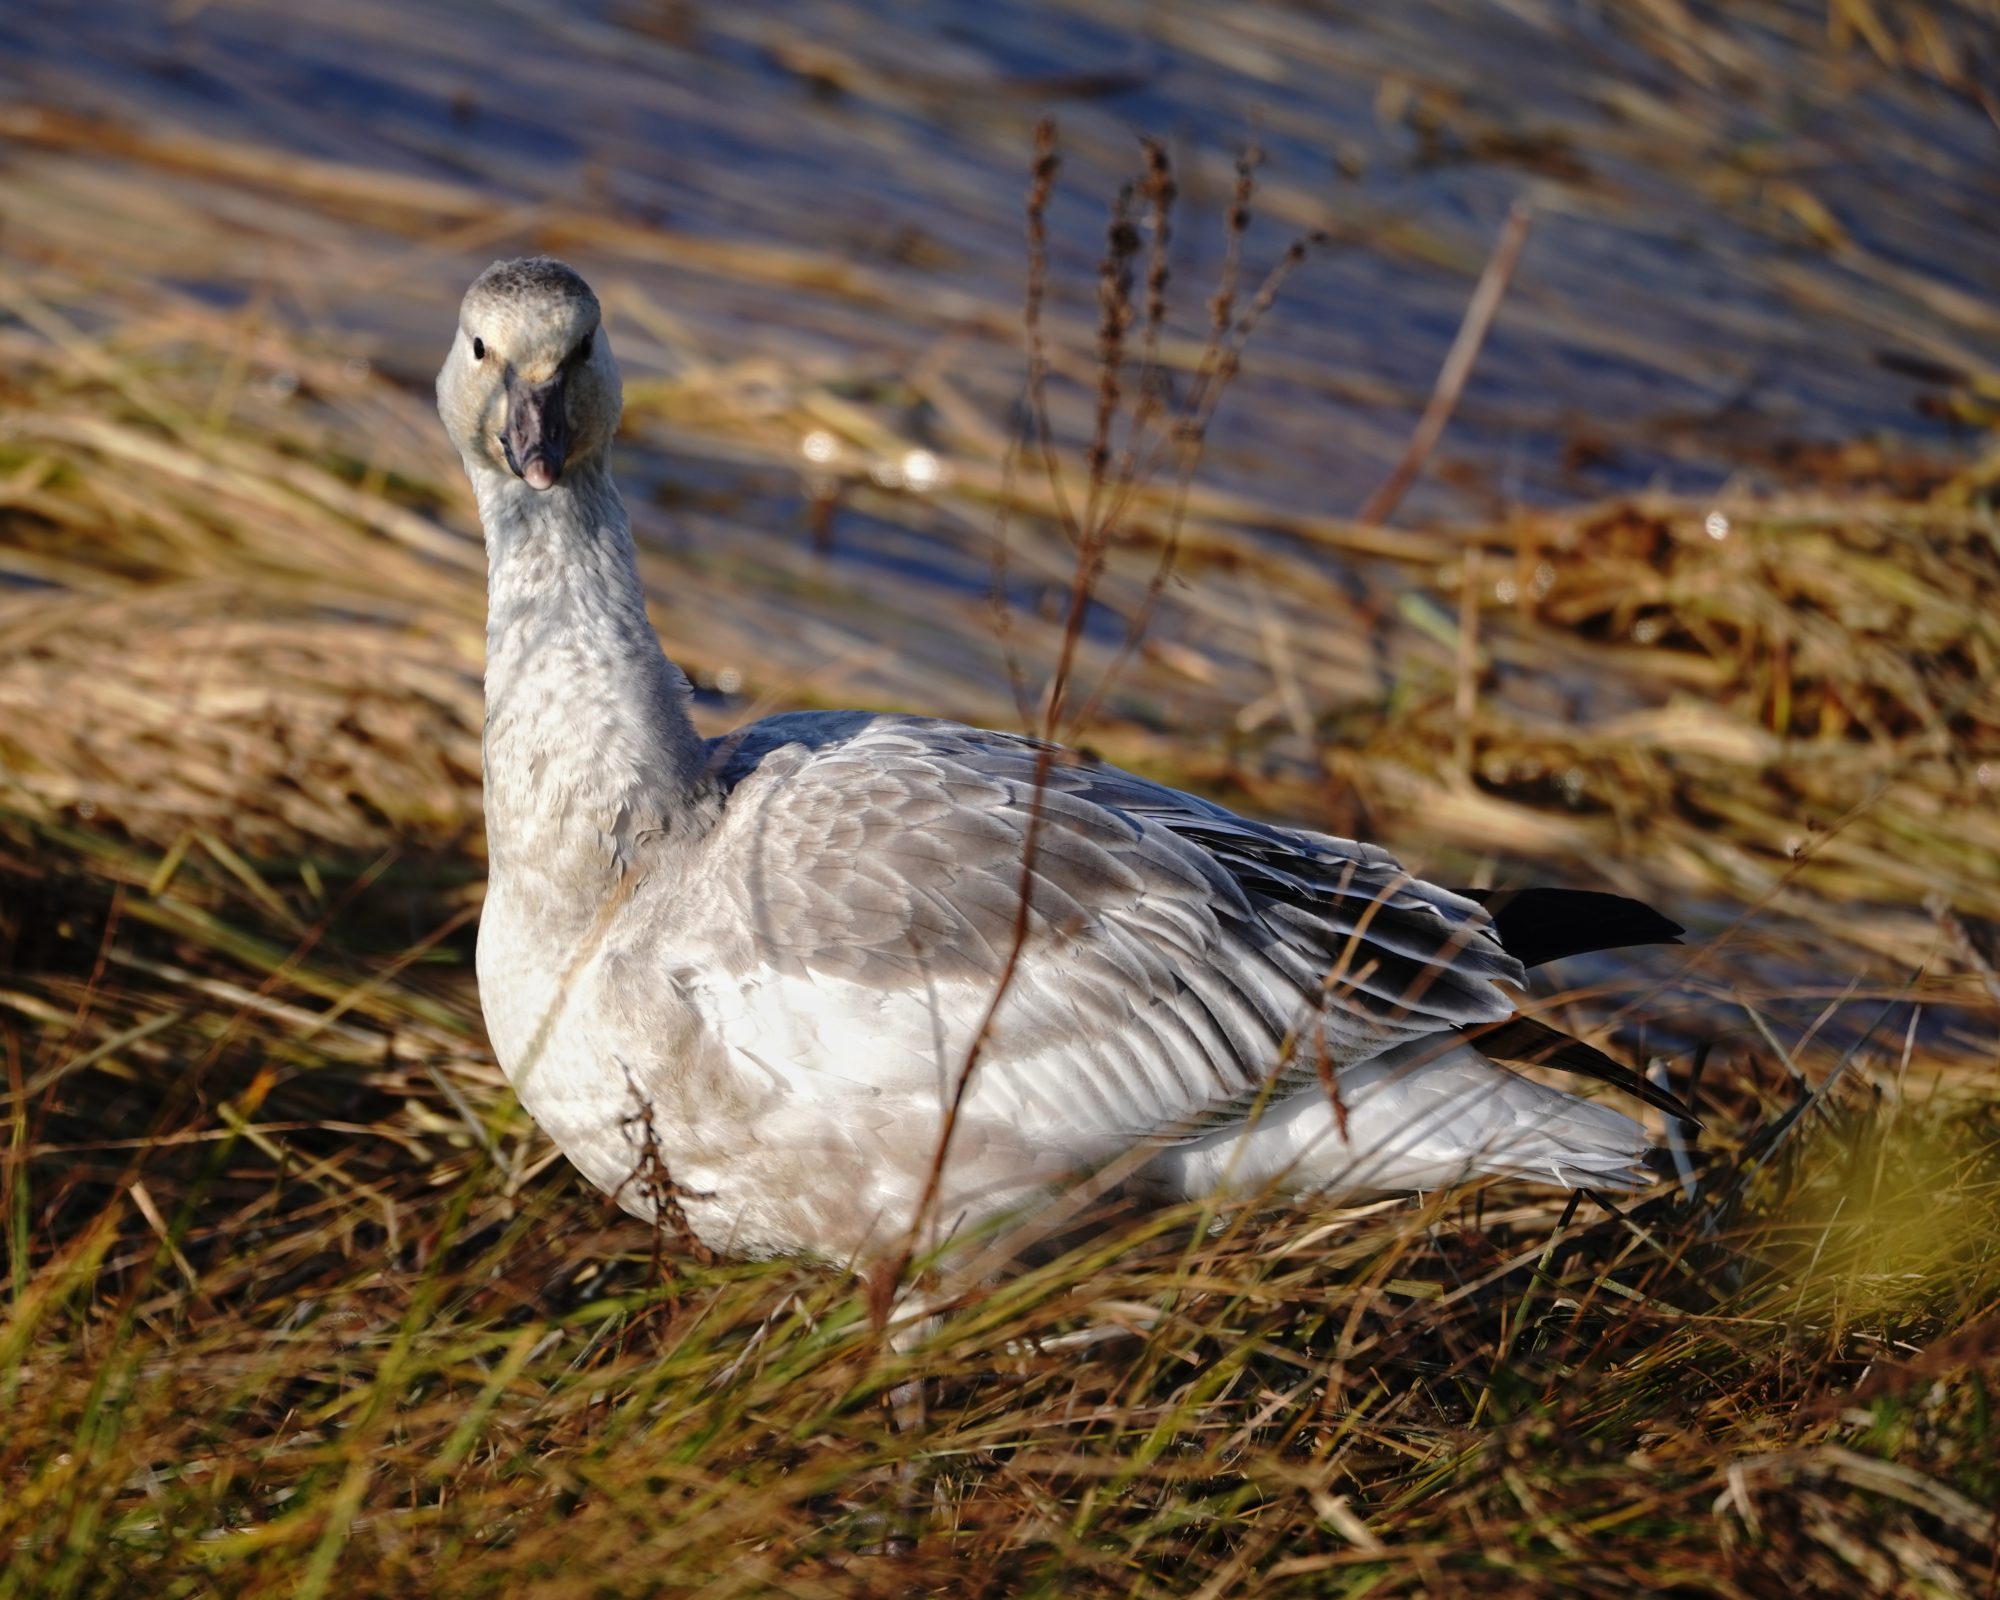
top-left (474, 903), bottom-right (1080, 1260)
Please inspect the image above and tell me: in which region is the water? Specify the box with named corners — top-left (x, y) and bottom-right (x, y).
top-left (5, 0), bottom-right (1992, 517)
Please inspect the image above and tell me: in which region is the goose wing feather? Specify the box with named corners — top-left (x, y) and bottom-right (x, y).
top-left (679, 713), bottom-right (1523, 1145)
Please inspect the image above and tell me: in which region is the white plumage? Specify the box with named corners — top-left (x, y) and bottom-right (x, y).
top-left (436, 257), bottom-right (1685, 1265)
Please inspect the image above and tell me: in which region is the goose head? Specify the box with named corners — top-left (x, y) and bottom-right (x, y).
top-left (436, 256), bottom-right (621, 492)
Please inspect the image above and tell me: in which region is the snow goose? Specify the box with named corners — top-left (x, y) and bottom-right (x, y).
top-left (436, 256), bottom-right (1688, 1265)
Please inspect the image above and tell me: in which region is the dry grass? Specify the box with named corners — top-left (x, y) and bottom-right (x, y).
top-left (6, 799), bottom-right (1999, 1595)
top-left (6, 3), bottom-right (2000, 1594)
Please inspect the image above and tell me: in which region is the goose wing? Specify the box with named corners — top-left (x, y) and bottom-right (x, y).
top-left (687, 713), bottom-right (1522, 1143)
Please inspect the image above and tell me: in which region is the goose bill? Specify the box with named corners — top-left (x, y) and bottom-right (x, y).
top-left (501, 368), bottom-right (568, 490)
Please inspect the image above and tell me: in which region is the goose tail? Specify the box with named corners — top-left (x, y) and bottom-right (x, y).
top-left (1161, 1040), bottom-right (1656, 1201)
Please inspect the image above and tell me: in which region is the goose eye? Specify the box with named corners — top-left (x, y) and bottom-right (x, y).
top-left (472, 336), bottom-right (486, 361)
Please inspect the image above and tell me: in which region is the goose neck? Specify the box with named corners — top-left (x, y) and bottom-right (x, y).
top-left (477, 463), bottom-right (712, 919)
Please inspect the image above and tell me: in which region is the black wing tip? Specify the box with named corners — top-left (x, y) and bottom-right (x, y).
top-left (1463, 886), bottom-right (1684, 968)
top-left (1635, 1077), bottom-right (1703, 1129)
top-left (1472, 1017), bottom-right (1704, 1127)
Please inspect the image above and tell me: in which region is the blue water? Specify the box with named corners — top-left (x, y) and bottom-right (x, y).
top-left (2, 0), bottom-right (1992, 618)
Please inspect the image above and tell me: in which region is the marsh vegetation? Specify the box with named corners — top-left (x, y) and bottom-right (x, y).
top-left (3, 2), bottom-right (1998, 1593)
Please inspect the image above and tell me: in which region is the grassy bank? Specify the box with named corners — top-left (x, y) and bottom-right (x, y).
top-left (5, 785), bottom-right (1998, 1594)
